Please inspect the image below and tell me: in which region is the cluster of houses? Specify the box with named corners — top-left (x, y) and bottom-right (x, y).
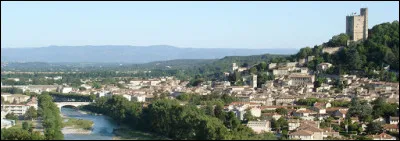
top-left (1, 94), bottom-right (38, 129)
top-left (1, 57), bottom-right (399, 139)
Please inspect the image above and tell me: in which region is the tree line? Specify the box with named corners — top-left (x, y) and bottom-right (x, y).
top-left (38, 94), bottom-right (64, 140)
top-left (81, 95), bottom-right (277, 140)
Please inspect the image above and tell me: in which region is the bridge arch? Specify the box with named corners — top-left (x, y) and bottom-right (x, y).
top-left (55, 102), bottom-right (91, 112)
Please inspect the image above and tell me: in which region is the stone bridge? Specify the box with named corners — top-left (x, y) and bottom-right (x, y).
top-left (55, 102), bottom-right (91, 111)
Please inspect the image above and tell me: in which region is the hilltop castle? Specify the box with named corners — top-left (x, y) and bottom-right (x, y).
top-left (346, 8), bottom-right (368, 41)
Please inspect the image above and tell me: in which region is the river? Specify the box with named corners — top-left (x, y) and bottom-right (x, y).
top-left (61, 107), bottom-right (118, 140)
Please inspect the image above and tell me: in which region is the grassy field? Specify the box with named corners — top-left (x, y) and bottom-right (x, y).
top-left (112, 126), bottom-right (170, 140)
top-left (63, 117), bottom-right (94, 130)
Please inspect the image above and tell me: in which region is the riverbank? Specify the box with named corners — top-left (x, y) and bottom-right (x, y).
top-left (112, 126), bottom-right (169, 140)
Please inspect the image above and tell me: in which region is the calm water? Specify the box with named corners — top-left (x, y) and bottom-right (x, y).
top-left (61, 107), bottom-right (118, 140)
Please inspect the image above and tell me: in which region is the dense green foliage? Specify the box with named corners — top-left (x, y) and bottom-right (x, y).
top-left (24, 106), bottom-right (38, 120)
top-left (1, 128), bottom-right (45, 140)
top-left (45, 91), bottom-right (96, 102)
top-left (295, 21), bottom-right (399, 82)
top-left (82, 95), bottom-right (275, 140)
top-left (5, 113), bottom-right (19, 121)
top-left (347, 97), bottom-right (373, 123)
top-left (370, 97), bottom-right (399, 119)
top-left (38, 94), bottom-right (64, 140)
top-left (1, 87), bottom-right (24, 94)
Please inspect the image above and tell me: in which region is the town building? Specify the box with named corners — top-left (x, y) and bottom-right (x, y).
top-left (1, 94), bottom-right (30, 104)
top-left (246, 120), bottom-right (271, 134)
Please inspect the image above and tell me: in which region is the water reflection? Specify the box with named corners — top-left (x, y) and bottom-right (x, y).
top-left (61, 107), bottom-right (118, 140)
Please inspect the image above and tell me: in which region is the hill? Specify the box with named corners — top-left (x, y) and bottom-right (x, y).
top-left (1, 45), bottom-right (298, 63)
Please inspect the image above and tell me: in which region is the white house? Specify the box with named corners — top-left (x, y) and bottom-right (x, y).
top-left (131, 95), bottom-right (146, 102)
top-left (246, 120), bottom-right (271, 134)
top-left (61, 87), bottom-right (73, 94)
top-left (122, 94), bottom-right (132, 101)
top-left (1, 119), bottom-right (16, 129)
top-left (1, 104), bottom-right (30, 116)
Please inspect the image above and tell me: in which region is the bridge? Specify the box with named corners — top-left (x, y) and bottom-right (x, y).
top-left (55, 102), bottom-right (91, 111)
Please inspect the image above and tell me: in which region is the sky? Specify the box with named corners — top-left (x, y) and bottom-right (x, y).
top-left (1, 1), bottom-right (399, 49)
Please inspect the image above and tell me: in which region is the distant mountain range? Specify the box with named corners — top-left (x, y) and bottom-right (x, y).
top-left (1, 45), bottom-right (298, 63)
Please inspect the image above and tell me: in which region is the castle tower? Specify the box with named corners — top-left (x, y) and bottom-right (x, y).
top-left (360, 8), bottom-right (368, 41)
top-left (346, 8), bottom-right (368, 41)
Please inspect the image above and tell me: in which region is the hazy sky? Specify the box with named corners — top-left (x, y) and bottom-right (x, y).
top-left (1, 1), bottom-right (399, 49)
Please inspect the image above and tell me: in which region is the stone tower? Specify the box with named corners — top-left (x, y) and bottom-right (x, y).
top-left (346, 8), bottom-right (368, 41)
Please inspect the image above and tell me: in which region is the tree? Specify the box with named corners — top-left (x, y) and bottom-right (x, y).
top-left (117, 83), bottom-right (126, 89)
top-left (24, 106), bottom-right (38, 121)
top-left (214, 103), bottom-right (226, 122)
top-left (205, 104), bottom-right (215, 117)
top-left (243, 109), bottom-right (255, 121)
top-left (92, 83), bottom-right (102, 89)
top-left (22, 121), bottom-right (30, 131)
top-left (325, 33), bottom-right (349, 47)
top-left (259, 62), bottom-right (267, 71)
top-left (78, 87), bottom-right (86, 91)
top-left (366, 122), bottom-right (383, 134)
top-left (5, 113), bottom-right (18, 121)
top-left (297, 47), bottom-right (313, 59)
top-left (257, 132), bottom-right (277, 140)
top-left (249, 67), bottom-right (257, 74)
top-left (275, 108), bottom-right (288, 116)
top-left (177, 93), bottom-right (191, 101)
top-left (225, 111), bottom-right (240, 130)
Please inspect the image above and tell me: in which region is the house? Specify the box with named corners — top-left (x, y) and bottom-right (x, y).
top-left (383, 124), bottom-right (399, 132)
top-left (293, 108), bottom-right (316, 121)
top-left (288, 73), bottom-right (315, 86)
top-left (61, 87), bottom-right (73, 93)
top-left (289, 130), bottom-right (315, 140)
top-left (268, 63), bottom-right (277, 70)
top-left (1, 94), bottom-right (30, 104)
top-left (275, 96), bottom-right (296, 106)
top-left (122, 94), bottom-right (132, 101)
top-left (312, 102), bottom-right (331, 114)
top-left (289, 123), bottom-right (324, 140)
top-left (288, 119), bottom-right (301, 131)
top-left (250, 98), bottom-right (274, 106)
top-left (368, 132), bottom-right (396, 140)
top-left (80, 84), bottom-right (92, 90)
top-left (262, 113), bottom-right (282, 120)
top-left (97, 91), bottom-right (112, 98)
top-left (317, 63), bottom-right (333, 72)
top-left (1, 119), bottom-right (16, 129)
top-left (25, 85), bottom-right (59, 94)
top-left (250, 107), bottom-right (262, 117)
top-left (1, 104), bottom-right (31, 116)
top-left (389, 117), bottom-right (399, 124)
top-left (273, 67), bottom-right (290, 76)
top-left (333, 109), bottom-right (348, 119)
top-left (246, 120), bottom-right (271, 134)
top-left (321, 127), bottom-right (340, 138)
